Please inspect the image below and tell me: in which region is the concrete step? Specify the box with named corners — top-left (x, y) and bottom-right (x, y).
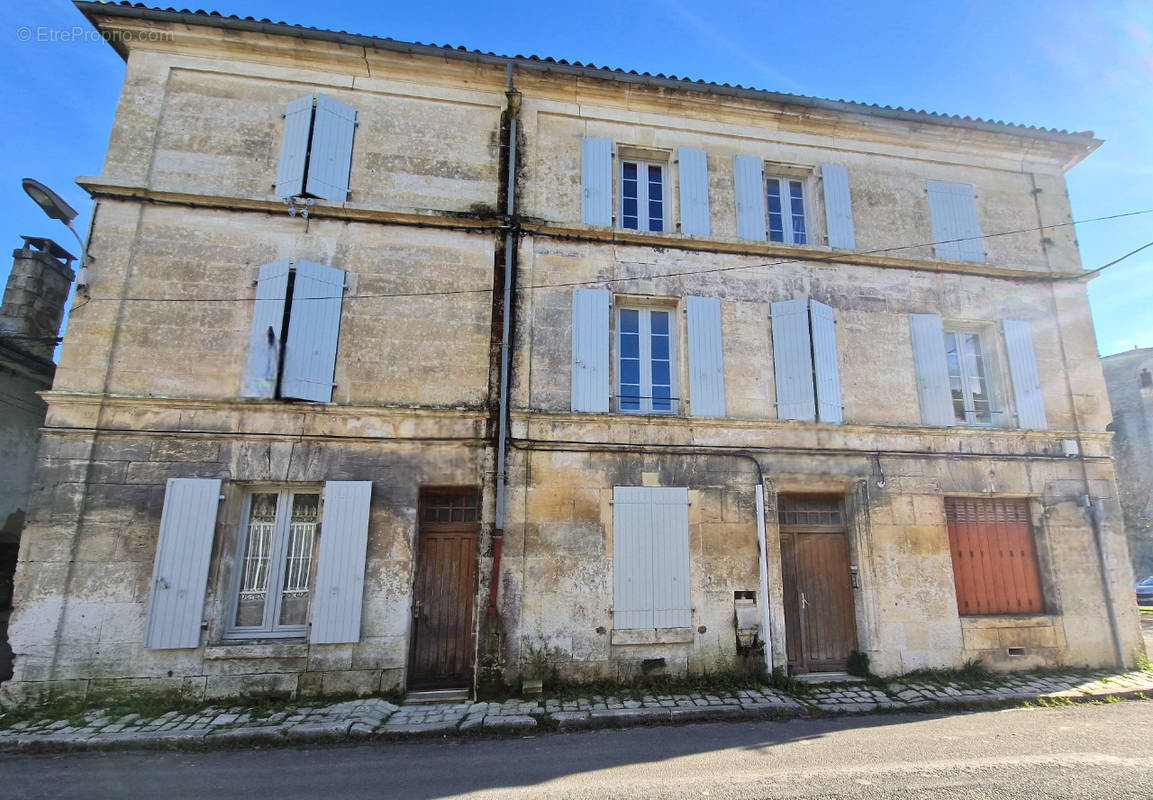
top-left (794, 672), bottom-right (864, 684)
top-left (404, 688), bottom-right (470, 704)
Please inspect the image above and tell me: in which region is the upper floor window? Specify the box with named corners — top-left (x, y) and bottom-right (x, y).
top-left (766, 176), bottom-right (807, 244)
top-left (620, 160), bottom-right (666, 232)
top-left (945, 330), bottom-right (992, 425)
top-left (276, 92), bottom-right (357, 202)
top-left (617, 305), bottom-right (676, 413)
top-left (926, 180), bottom-right (984, 263)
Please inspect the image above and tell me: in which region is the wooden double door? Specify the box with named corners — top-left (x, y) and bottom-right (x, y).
top-left (779, 496), bottom-right (858, 673)
top-left (407, 489), bottom-right (478, 690)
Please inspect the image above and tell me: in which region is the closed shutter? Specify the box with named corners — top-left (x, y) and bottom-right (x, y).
top-left (276, 95), bottom-right (314, 198)
top-left (909, 313), bottom-right (955, 426)
top-left (821, 164), bottom-right (856, 249)
top-left (281, 260), bottom-right (345, 403)
top-left (310, 480), bottom-right (372, 644)
top-left (809, 299), bottom-right (843, 423)
top-left (677, 147), bottom-right (711, 236)
top-left (242, 260), bottom-right (290, 399)
top-left (946, 497), bottom-right (1043, 615)
top-left (733, 155), bottom-right (767, 240)
top-left (926, 180), bottom-right (984, 262)
top-left (305, 93), bottom-right (357, 202)
top-left (571, 288), bottom-right (610, 412)
top-left (145, 478), bottom-right (221, 650)
top-left (1003, 319), bottom-right (1048, 430)
top-left (613, 486), bottom-right (690, 630)
top-left (686, 295), bottom-right (725, 418)
top-left (581, 137), bottom-right (612, 226)
top-left (771, 299), bottom-right (816, 421)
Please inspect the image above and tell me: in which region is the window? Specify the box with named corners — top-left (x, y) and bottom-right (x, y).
top-left (616, 306), bottom-right (676, 413)
top-left (229, 490), bottom-right (320, 638)
top-left (926, 180), bottom-right (984, 262)
top-left (765, 176), bottom-right (807, 244)
top-left (945, 497), bottom-right (1044, 615)
top-left (945, 330), bottom-right (992, 425)
top-left (620, 160), bottom-right (666, 232)
top-left (242, 259), bottom-right (346, 403)
top-left (612, 486), bottom-right (691, 629)
top-left (770, 298), bottom-right (843, 423)
top-left (276, 92), bottom-right (357, 202)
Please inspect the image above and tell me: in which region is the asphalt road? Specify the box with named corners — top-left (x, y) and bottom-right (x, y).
top-left (4, 700), bottom-right (1152, 799)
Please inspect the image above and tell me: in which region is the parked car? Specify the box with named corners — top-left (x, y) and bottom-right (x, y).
top-left (1136, 576), bottom-right (1153, 607)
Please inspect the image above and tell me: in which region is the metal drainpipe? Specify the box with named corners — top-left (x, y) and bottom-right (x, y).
top-left (489, 62), bottom-right (519, 613)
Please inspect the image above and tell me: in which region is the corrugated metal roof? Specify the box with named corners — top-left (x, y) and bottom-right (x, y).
top-left (75, 1), bottom-right (1097, 146)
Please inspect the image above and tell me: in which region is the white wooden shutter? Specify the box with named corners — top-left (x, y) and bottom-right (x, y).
top-left (821, 163), bottom-right (856, 249)
top-left (926, 180), bottom-right (984, 262)
top-left (572, 288), bottom-right (610, 412)
top-left (733, 155), bottom-right (766, 240)
top-left (809, 299), bottom-right (843, 423)
top-left (281, 260), bottom-right (345, 403)
top-left (613, 486), bottom-right (690, 630)
top-left (242, 261), bottom-right (290, 399)
top-left (909, 313), bottom-right (955, 426)
top-left (310, 480), bottom-right (372, 644)
top-left (1003, 319), bottom-right (1048, 430)
top-left (686, 295), bottom-right (725, 418)
top-left (677, 147), bottom-right (711, 236)
top-left (145, 478), bottom-right (221, 650)
top-left (276, 94), bottom-right (313, 198)
top-left (305, 93), bottom-right (357, 202)
top-left (771, 299), bottom-right (816, 421)
top-left (581, 137), bottom-right (612, 226)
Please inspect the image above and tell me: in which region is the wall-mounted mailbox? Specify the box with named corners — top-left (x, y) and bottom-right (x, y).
top-left (734, 592), bottom-right (759, 650)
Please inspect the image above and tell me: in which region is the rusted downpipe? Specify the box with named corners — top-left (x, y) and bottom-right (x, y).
top-left (489, 62), bottom-right (520, 614)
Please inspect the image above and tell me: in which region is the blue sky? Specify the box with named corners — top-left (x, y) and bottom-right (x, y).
top-left (2, 0), bottom-right (1150, 355)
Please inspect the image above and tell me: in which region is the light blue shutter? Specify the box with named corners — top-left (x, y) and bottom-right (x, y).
top-left (771, 299), bottom-right (816, 421)
top-left (650, 487), bottom-right (691, 629)
top-left (242, 260), bottom-right (290, 399)
top-left (733, 155), bottom-right (766, 240)
top-left (310, 480), bottom-right (372, 644)
top-left (686, 295), bottom-right (725, 418)
top-left (1003, 319), bottom-right (1048, 430)
top-left (612, 486), bottom-right (654, 629)
top-left (281, 260), bottom-right (345, 403)
top-left (305, 93), bottom-right (357, 202)
top-left (677, 147), bottom-right (711, 236)
top-left (809, 299), bottom-right (843, 423)
top-left (145, 478), bottom-right (221, 650)
top-left (926, 180), bottom-right (984, 262)
top-left (909, 313), bottom-right (955, 426)
top-left (581, 137), bottom-right (612, 226)
top-left (821, 164), bottom-right (856, 249)
top-left (276, 94), bottom-right (313, 198)
top-left (572, 288), bottom-right (610, 412)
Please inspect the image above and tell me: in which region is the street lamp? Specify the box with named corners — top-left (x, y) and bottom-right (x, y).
top-left (21, 178), bottom-right (89, 293)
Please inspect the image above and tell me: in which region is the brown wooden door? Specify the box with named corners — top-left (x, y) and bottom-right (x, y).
top-left (779, 497), bottom-right (858, 673)
top-left (408, 490), bottom-right (478, 689)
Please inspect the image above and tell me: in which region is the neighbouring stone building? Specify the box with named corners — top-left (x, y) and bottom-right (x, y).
top-left (1, 2), bottom-right (1142, 705)
top-left (1102, 348), bottom-right (1153, 578)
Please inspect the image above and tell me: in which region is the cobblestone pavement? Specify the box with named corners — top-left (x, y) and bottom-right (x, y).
top-left (1, 669), bottom-right (1151, 752)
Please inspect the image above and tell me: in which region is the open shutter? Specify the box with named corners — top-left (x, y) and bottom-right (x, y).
top-left (650, 487), bottom-right (691, 629)
top-left (771, 299), bottom-right (816, 421)
top-left (926, 180), bottom-right (984, 262)
top-left (809, 299), bottom-right (843, 423)
top-left (242, 260), bottom-right (290, 398)
top-left (305, 93), bottom-right (357, 202)
top-left (571, 288), bottom-right (610, 412)
top-left (145, 478), bottom-right (221, 650)
top-left (310, 480), bottom-right (372, 644)
top-left (281, 260), bottom-right (345, 403)
top-left (821, 164), bottom-right (856, 249)
top-left (276, 95), bottom-right (313, 198)
top-left (733, 155), bottom-right (767, 240)
top-left (1003, 319), bottom-right (1048, 430)
top-left (909, 313), bottom-right (955, 426)
top-left (581, 137), bottom-right (612, 226)
top-left (678, 147), bottom-right (711, 236)
top-left (612, 486), bottom-right (655, 629)
top-left (686, 295), bottom-right (725, 418)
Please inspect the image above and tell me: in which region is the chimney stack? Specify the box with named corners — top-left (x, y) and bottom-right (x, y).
top-left (0, 237), bottom-right (75, 364)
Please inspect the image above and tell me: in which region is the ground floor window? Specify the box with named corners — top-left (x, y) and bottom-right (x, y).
top-left (945, 497), bottom-right (1044, 615)
top-left (612, 486), bottom-right (691, 629)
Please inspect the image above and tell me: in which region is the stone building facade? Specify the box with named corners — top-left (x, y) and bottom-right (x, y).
top-left (2, 1), bottom-right (1142, 704)
top-left (1102, 348), bottom-right (1153, 578)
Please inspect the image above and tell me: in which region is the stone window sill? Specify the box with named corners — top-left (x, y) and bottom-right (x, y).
top-left (205, 642), bottom-right (309, 660)
top-left (611, 628), bottom-right (695, 645)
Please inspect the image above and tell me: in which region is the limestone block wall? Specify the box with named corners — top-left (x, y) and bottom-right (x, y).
top-left (1102, 348), bottom-right (1153, 575)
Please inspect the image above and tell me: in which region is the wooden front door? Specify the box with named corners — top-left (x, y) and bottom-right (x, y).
top-left (779, 496), bottom-right (858, 673)
top-left (408, 489), bottom-right (478, 689)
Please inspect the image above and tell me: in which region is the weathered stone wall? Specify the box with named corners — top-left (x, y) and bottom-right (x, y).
top-left (1102, 348), bottom-right (1153, 576)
